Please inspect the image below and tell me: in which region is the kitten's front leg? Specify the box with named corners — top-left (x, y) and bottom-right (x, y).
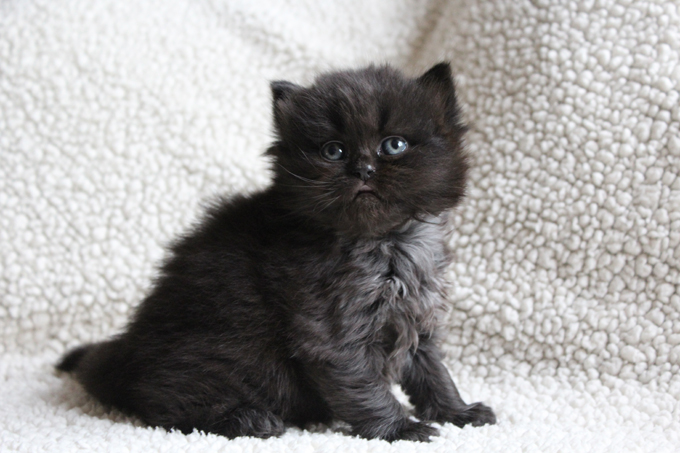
top-left (401, 336), bottom-right (496, 428)
top-left (305, 356), bottom-right (438, 442)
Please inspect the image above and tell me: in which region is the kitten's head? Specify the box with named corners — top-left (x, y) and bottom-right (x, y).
top-left (267, 63), bottom-right (468, 237)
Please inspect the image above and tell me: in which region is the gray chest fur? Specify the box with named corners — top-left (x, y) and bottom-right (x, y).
top-left (343, 219), bottom-right (451, 378)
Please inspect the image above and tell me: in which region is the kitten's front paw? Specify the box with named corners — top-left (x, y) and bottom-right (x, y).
top-left (384, 420), bottom-right (439, 442)
top-left (461, 402), bottom-right (496, 426)
top-left (419, 402), bottom-right (496, 428)
top-left (447, 402), bottom-right (496, 427)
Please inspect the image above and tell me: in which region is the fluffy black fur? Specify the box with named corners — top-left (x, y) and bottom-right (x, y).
top-left (57, 62), bottom-right (496, 442)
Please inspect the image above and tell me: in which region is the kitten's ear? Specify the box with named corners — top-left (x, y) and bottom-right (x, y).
top-left (418, 62), bottom-right (463, 127)
top-left (417, 62), bottom-right (454, 94)
top-left (271, 80), bottom-right (302, 103)
top-left (270, 81), bottom-right (303, 137)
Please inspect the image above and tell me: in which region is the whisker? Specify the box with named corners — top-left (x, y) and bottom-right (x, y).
top-left (276, 163), bottom-right (330, 186)
top-left (308, 191), bottom-right (339, 201)
top-left (297, 147), bottom-right (321, 168)
top-left (314, 194), bottom-right (341, 213)
top-left (278, 183), bottom-right (327, 190)
top-left (411, 206), bottom-right (443, 225)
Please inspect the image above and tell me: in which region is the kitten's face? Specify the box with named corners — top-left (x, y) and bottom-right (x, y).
top-left (268, 63), bottom-right (468, 237)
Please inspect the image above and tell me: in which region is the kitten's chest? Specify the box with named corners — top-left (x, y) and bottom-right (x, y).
top-left (345, 224), bottom-right (448, 338)
top-left (344, 231), bottom-right (447, 380)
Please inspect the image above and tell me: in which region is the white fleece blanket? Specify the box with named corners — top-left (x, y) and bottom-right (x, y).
top-left (1, 0), bottom-right (679, 451)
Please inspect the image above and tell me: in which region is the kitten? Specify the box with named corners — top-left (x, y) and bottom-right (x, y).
top-left (57, 62), bottom-right (496, 442)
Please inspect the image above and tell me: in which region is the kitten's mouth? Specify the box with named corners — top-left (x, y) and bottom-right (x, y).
top-left (354, 184), bottom-right (379, 200)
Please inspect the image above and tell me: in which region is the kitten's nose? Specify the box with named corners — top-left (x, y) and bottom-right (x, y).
top-left (355, 164), bottom-right (376, 181)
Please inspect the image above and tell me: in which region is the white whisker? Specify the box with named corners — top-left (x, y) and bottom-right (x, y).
top-left (276, 163), bottom-right (329, 186)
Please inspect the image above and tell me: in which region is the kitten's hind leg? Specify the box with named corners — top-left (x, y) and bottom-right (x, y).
top-left (400, 337), bottom-right (496, 428)
top-left (213, 407), bottom-right (285, 439)
top-left (172, 406), bottom-right (285, 439)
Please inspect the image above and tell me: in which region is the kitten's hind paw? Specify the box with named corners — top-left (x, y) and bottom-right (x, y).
top-left (453, 402), bottom-right (496, 427)
top-left (384, 420), bottom-right (439, 443)
top-left (204, 407), bottom-right (284, 439)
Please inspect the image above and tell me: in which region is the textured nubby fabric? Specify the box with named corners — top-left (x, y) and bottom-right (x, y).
top-left (1, 0), bottom-right (679, 451)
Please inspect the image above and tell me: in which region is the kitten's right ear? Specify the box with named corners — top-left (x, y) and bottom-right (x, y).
top-left (271, 80), bottom-right (302, 103)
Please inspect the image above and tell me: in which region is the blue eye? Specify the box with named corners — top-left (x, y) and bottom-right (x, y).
top-left (380, 136), bottom-right (408, 156)
top-left (320, 142), bottom-right (345, 161)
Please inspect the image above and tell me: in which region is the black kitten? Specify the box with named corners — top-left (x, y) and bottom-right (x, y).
top-left (57, 62), bottom-right (496, 442)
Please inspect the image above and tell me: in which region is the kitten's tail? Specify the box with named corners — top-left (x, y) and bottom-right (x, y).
top-left (56, 344), bottom-right (92, 372)
top-left (56, 339), bottom-right (132, 411)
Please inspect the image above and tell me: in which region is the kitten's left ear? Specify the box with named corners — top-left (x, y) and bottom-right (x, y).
top-left (418, 62), bottom-right (463, 126)
top-left (417, 62), bottom-right (455, 94)
top-left (271, 80), bottom-right (302, 103)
